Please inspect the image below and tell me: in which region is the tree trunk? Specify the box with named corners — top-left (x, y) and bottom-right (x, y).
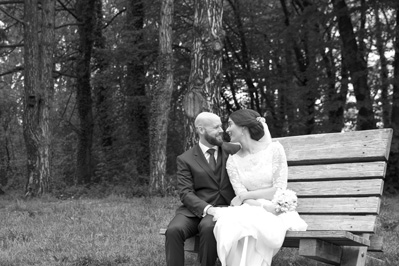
top-left (223, 36), bottom-right (242, 111)
top-left (92, 0), bottom-right (114, 183)
top-left (374, 4), bottom-right (390, 128)
top-left (389, 2), bottom-right (399, 188)
top-left (23, 0), bottom-right (54, 197)
top-left (184, 0), bottom-right (225, 149)
top-left (332, 0), bottom-right (375, 130)
top-left (324, 47), bottom-right (347, 133)
top-left (149, 0), bottom-right (174, 195)
top-left (93, 0), bottom-right (113, 150)
top-left (38, 0), bottom-right (55, 192)
top-left (280, 0), bottom-right (317, 135)
top-left (125, 0), bottom-right (149, 176)
top-left (75, 0), bottom-right (96, 184)
top-left (0, 130), bottom-right (11, 188)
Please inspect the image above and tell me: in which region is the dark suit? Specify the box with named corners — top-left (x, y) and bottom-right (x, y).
top-left (166, 142), bottom-right (240, 266)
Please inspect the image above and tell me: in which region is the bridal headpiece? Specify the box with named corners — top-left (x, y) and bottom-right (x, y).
top-left (256, 117), bottom-right (265, 123)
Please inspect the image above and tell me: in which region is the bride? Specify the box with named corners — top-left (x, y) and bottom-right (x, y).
top-left (208, 109), bottom-right (307, 266)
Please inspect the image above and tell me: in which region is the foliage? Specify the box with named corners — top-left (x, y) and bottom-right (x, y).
top-left (0, 194), bottom-right (398, 265)
top-left (0, 0), bottom-right (398, 194)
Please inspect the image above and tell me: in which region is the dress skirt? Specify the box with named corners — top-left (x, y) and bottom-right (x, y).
top-left (213, 204), bottom-right (307, 266)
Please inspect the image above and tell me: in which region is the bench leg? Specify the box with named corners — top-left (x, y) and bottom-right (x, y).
top-left (340, 246), bottom-right (368, 266)
top-left (298, 239), bottom-right (341, 265)
top-left (340, 233), bottom-right (385, 266)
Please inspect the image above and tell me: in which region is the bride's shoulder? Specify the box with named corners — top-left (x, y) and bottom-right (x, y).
top-left (269, 141), bottom-right (287, 156)
top-left (264, 141), bottom-right (284, 153)
top-left (270, 141), bottom-right (283, 148)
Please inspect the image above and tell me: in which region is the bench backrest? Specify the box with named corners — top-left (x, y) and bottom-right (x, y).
top-left (274, 128), bottom-right (393, 234)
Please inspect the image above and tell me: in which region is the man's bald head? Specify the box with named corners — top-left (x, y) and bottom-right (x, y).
top-left (194, 112), bottom-right (224, 147)
top-left (195, 112), bottom-right (221, 128)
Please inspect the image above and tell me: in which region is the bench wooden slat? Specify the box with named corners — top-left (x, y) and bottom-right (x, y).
top-left (301, 215), bottom-right (376, 233)
top-left (283, 231), bottom-right (370, 247)
top-left (296, 197), bottom-right (381, 214)
top-left (275, 128), bottom-right (393, 165)
top-left (288, 162), bottom-right (386, 181)
top-left (288, 179), bottom-right (383, 197)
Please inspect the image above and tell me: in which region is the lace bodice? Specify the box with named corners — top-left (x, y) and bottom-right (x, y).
top-left (226, 141), bottom-right (288, 196)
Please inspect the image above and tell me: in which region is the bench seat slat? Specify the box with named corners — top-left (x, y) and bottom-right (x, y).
top-left (301, 215), bottom-right (376, 233)
top-left (288, 179), bottom-right (383, 197)
top-left (283, 230), bottom-right (370, 247)
top-left (275, 128), bottom-right (392, 165)
top-left (288, 162), bottom-right (386, 181)
top-left (296, 197), bottom-right (381, 214)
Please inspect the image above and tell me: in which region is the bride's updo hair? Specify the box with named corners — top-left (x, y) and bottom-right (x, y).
top-left (229, 109), bottom-right (265, 141)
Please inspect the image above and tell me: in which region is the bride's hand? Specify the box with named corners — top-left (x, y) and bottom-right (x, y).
top-left (261, 201), bottom-right (277, 215)
top-left (230, 195), bottom-right (242, 206)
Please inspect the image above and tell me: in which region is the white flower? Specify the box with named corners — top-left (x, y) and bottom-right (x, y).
top-left (272, 189), bottom-right (298, 213)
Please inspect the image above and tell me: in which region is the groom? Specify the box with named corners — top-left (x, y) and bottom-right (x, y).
top-left (165, 112), bottom-right (240, 266)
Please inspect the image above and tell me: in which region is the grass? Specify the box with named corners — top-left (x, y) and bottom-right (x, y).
top-left (0, 193), bottom-right (398, 266)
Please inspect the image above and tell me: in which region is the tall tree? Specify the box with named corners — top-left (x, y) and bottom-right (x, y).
top-left (75, 0), bottom-right (96, 184)
top-left (23, 0), bottom-right (54, 197)
top-left (91, 0), bottom-right (115, 184)
top-left (323, 28), bottom-right (347, 133)
top-left (226, 0), bottom-right (261, 113)
top-left (332, 0), bottom-right (376, 130)
top-left (125, 0), bottom-right (149, 176)
top-left (390, 0), bottom-right (399, 187)
top-left (93, 0), bottom-right (113, 151)
top-left (374, 3), bottom-right (391, 128)
top-left (279, 0), bottom-right (319, 135)
top-left (149, 0), bottom-right (174, 194)
top-left (183, 0), bottom-right (225, 148)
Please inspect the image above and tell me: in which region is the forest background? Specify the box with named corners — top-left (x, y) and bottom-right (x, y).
top-left (0, 0), bottom-right (399, 198)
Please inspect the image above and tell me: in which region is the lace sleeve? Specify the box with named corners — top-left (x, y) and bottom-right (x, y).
top-left (271, 142), bottom-right (288, 189)
top-left (226, 157), bottom-right (248, 195)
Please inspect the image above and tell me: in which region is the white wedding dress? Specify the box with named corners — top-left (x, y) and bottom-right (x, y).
top-left (213, 141), bottom-right (308, 266)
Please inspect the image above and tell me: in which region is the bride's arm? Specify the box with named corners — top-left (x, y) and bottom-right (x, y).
top-left (238, 187), bottom-right (277, 202)
top-left (272, 142), bottom-right (288, 189)
top-left (226, 158), bottom-right (248, 196)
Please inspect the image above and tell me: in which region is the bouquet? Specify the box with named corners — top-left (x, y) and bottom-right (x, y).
top-left (272, 189), bottom-right (298, 213)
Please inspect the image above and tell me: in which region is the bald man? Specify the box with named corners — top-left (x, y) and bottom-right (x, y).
top-left (165, 112), bottom-right (240, 266)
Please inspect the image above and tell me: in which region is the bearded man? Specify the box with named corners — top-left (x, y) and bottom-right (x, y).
top-left (165, 112), bottom-right (240, 266)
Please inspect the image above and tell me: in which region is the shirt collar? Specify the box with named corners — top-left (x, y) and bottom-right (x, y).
top-left (199, 141), bottom-right (219, 155)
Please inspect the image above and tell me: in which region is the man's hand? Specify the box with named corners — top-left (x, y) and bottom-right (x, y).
top-left (206, 206), bottom-right (217, 216)
top-left (230, 195), bottom-right (242, 206)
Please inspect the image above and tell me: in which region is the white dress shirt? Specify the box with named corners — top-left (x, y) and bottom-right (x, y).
top-left (198, 142), bottom-right (219, 216)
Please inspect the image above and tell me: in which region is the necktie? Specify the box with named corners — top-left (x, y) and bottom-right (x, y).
top-left (207, 148), bottom-right (216, 171)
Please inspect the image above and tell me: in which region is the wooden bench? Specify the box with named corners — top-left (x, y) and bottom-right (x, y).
top-left (160, 128), bottom-right (393, 266)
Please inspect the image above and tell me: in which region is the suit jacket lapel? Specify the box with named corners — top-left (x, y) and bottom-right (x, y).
top-left (194, 144), bottom-right (218, 183)
top-left (219, 147), bottom-right (229, 183)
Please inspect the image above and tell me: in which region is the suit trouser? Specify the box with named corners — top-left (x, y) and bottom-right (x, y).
top-left (165, 213), bottom-right (217, 266)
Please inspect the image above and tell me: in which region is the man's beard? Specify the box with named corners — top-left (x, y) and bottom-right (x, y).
top-left (204, 131), bottom-right (223, 146)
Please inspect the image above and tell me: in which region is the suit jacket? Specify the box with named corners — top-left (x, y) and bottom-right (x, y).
top-left (175, 142), bottom-right (240, 218)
